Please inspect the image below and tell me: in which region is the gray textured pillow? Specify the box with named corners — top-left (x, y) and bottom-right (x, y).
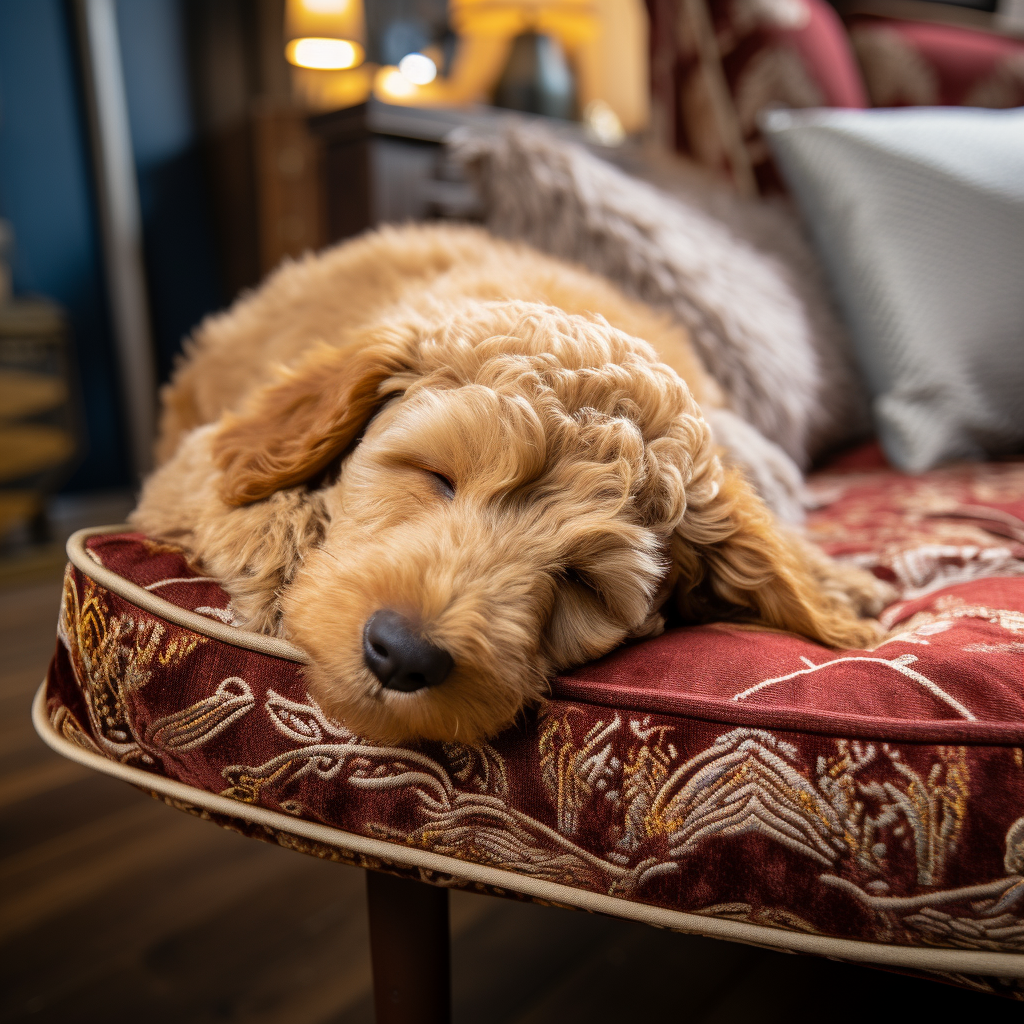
top-left (449, 123), bottom-right (871, 471)
top-left (762, 106), bottom-right (1024, 472)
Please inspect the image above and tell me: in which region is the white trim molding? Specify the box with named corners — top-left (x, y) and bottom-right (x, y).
top-left (72, 0), bottom-right (158, 478)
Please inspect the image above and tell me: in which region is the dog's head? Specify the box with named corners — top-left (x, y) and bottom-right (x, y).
top-left (210, 301), bottom-right (721, 743)
top-left (209, 299), bottom-right (876, 745)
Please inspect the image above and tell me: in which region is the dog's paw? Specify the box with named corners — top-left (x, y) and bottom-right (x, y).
top-left (826, 562), bottom-right (898, 619)
top-left (861, 576), bottom-right (899, 618)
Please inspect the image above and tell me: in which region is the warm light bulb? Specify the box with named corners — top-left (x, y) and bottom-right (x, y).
top-left (299, 0), bottom-right (348, 11)
top-left (375, 66), bottom-right (418, 99)
top-left (398, 52), bottom-right (437, 86)
top-left (286, 37), bottom-right (363, 70)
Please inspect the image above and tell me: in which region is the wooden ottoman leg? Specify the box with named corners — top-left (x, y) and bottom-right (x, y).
top-left (366, 870), bottom-right (451, 1024)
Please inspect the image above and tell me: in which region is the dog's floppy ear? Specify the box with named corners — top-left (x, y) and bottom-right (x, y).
top-left (212, 334), bottom-right (418, 506)
top-left (672, 467), bottom-right (876, 648)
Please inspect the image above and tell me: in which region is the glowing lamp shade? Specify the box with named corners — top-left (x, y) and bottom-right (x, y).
top-left (286, 37), bottom-right (363, 69)
top-left (285, 0), bottom-right (365, 70)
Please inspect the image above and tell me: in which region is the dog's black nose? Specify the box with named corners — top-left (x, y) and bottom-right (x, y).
top-left (363, 610), bottom-right (453, 692)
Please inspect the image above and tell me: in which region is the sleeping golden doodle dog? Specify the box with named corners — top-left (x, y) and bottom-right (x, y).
top-left (133, 223), bottom-right (892, 745)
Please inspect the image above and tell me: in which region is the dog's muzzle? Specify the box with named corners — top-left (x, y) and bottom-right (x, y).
top-left (363, 609), bottom-right (453, 692)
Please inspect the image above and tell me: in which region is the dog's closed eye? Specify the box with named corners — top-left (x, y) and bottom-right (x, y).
top-left (561, 567), bottom-right (601, 597)
top-left (427, 470), bottom-right (456, 500)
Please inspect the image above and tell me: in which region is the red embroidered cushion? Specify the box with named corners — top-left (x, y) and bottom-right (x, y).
top-left (849, 16), bottom-right (1024, 109)
top-left (40, 448), bottom-right (1024, 997)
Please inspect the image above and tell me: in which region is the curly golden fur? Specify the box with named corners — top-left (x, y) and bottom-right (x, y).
top-left (133, 223), bottom-right (890, 745)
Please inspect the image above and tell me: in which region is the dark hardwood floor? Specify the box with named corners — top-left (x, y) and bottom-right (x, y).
top-left (2, 566), bottom-right (1020, 1023)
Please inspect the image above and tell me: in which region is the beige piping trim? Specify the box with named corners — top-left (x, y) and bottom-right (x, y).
top-left (66, 526), bottom-right (309, 663)
top-left (32, 682), bottom-right (1024, 980)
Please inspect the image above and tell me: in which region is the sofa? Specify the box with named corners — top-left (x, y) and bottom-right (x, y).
top-left (37, 430), bottom-right (1024, 1010)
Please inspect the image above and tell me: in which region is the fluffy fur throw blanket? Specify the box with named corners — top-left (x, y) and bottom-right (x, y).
top-left (450, 124), bottom-right (871, 475)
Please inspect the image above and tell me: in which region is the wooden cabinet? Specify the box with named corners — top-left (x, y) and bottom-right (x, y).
top-left (309, 102), bottom-right (484, 244)
top-left (249, 100), bottom-right (483, 276)
top-left (252, 103), bottom-right (329, 277)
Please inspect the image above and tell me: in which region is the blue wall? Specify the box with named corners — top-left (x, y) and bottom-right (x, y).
top-left (0, 0), bottom-right (223, 490)
top-left (0, 0), bottom-right (129, 490)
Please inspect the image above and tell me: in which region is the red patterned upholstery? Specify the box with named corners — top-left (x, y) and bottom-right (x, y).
top-left (849, 16), bottom-right (1024, 108)
top-left (711, 0), bottom-right (868, 190)
top-left (647, 0), bottom-right (1024, 193)
top-left (42, 448), bottom-right (1024, 997)
top-left (648, 0), bottom-right (867, 191)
